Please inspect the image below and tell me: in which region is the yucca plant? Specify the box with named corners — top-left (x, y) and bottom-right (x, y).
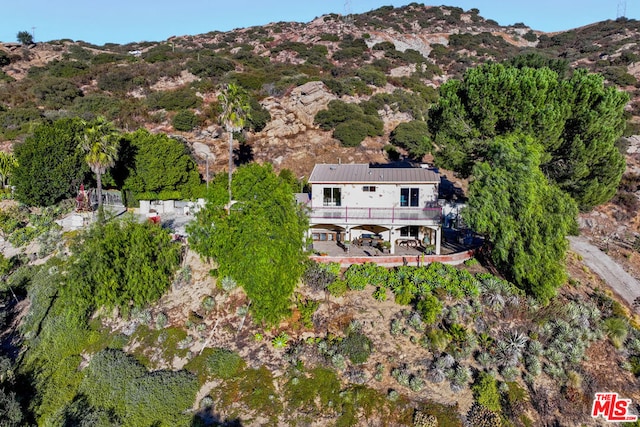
top-left (429, 368), bottom-right (446, 383)
top-left (543, 363), bottom-right (566, 380)
top-left (545, 348), bottom-right (565, 365)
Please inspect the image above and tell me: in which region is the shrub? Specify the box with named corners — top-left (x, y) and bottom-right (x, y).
top-left (147, 88), bottom-right (201, 111)
top-left (390, 120), bottom-right (432, 159)
top-left (207, 348), bottom-right (245, 379)
top-left (340, 331), bottom-right (373, 364)
top-left (417, 293), bottom-right (443, 324)
top-left (603, 317), bottom-right (628, 348)
top-left (172, 110), bottom-right (198, 131)
top-left (472, 372), bottom-right (501, 412)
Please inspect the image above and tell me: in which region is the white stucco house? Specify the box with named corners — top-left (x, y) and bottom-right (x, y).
top-left (303, 163), bottom-right (442, 254)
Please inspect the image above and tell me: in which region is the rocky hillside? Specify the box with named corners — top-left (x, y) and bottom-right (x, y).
top-left (1, 5), bottom-right (639, 173)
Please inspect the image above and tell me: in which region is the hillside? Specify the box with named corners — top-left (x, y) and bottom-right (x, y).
top-left (1, 4), bottom-right (640, 426)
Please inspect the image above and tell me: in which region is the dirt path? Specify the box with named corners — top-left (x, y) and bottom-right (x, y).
top-left (568, 236), bottom-right (640, 313)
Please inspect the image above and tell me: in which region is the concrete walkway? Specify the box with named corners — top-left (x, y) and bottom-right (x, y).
top-left (568, 236), bottom-right (640, 313)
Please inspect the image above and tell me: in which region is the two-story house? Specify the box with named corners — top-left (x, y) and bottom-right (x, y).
top-left (305, 163), bottom-right (442, 254)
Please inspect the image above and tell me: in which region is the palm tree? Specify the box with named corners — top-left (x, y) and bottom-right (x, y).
top-left (218, 83), bottom-right (251, 204)
top-left (0, 152), bottom-right (17, 189)
top-left (80, 117), bottom-right (120, 210)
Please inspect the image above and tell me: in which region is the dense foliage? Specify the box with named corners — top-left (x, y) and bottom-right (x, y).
top-left (389, 120), bottom-right (432, 159)
top-left (12, 118), bottom-right (90, 206)
top-left (314, 100), bottom-right (383, 147)
top-left (463, 135), bottom-right (578, 302)
top-left (188, 163), bottom-right (308, 325)
top-left (81, 349), bottom-right (198, 427)
top-left (117, 129), bottom-right (203, 201)
top-left (429, 63), bottom-right (628, 210)
top-left (64, 218), bottom-right (181, 314)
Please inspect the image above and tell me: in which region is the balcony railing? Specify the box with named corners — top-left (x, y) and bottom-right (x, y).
top-left (309, 206), bottom-right (442, 225)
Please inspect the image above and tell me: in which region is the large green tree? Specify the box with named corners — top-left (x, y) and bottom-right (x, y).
top-left (463, 135), bottom-right (578, 303)
top-left (13, 118), bottom-right (90, 206)
top-left (118, 129), bottom-right (203, 201)
top-left (80, 117), bottom-right (120, 209)
top-left (187, 163), bottom-right (308, 325)
top-left (429, 63), bottom-right (628, 210)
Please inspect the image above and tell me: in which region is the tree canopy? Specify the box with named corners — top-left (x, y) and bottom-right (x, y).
top-left (463, 135), bottom-right (578, 303)
top-left (117, 129), bottom-right (203, 201)
top-left (429, 63), bottom-right (628, 210)
top-left (389, 120), bottom-right (432, 159)
top-left (13, 118), bottom-right (90, 206)
top-left (65, 218), bottom-right (181, 315)
top-left (187, 163), bottom-right (308, 325)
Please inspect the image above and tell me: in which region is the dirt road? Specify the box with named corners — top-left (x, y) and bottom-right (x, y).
top-left (568, 236), bottom-right (640, 313)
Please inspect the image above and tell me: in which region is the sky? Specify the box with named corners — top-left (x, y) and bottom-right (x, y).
top-left (3, 1), bottom-right (639, 46)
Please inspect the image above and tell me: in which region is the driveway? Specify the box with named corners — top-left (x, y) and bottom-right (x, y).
top-left (568, 236), bottom-right (640, 313)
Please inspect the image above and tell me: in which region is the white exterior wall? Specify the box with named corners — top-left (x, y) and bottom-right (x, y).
top-left (310, 182), bottom-right (438, 208)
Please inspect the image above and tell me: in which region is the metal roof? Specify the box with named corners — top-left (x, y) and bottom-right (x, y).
top-left (309, 164), bottom-right (439, 184)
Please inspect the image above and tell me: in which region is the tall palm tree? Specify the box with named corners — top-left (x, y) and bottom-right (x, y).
top-left (218, 83), bottom-right (251, 204)
top-left (0, 152), bottom-right (17, 189)
top-left (80, 117), bottom-right (120, 209)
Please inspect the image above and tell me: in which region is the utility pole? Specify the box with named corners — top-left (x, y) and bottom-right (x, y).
top-left (31, 26), bottom-right (36, 42)
top-left (617, 0), bottom-right (627, 18)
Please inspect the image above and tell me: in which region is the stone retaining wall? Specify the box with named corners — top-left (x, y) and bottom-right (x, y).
top-left (309, 248), bottom-right (477, 268)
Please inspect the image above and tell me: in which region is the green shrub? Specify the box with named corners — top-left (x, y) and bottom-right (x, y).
top-left (603, 317), bottom-right (628, 348)
top-left (472, 372), bottom-right (502, 413)
top-left (65, 218), bottom-right (181, 314)
top-left (416, 293), bottom-right (443, 324)
top-left (333, 120), bottom-right (371, 147)
top-left (390, 120), bottom-right (432, 159)
top-left (172, 110), bottom-right (198, 131)
top-left (207, 348), bottom-right (245, 379)
top-left (340, 331), bottom-right (373, 364)
top-left (298, 298), bottom-right (320, 328)
top-left (147, 88), bottom-right (201, 111)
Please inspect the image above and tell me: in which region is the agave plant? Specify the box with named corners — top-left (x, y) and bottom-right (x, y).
top-left (220, 276), bottom-right (238, 292)
top-left (409, 375), bottom-right (425, 392)
top-left (331, 353), bottom-right (346, 370)
top-left (525, 355), bottom-right (542, 376)
top-left (449, 365), bottom-right (470, 392)
top-left (484, 292), bottom-right (505, 312)
top-left (390, 318), bottom-right (402, 336)
top-left (494, 341), bottom-right (520, 368)
top-left (272, 332), bottom-right (289, 349)
top-left (476, 351), bottom-right (493, 368)
top-left (527, 339), bottom-right (543, 356)
top-left (500, 366), bottom-right (519, 382)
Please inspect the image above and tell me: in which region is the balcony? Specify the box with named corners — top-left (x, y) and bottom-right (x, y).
top-left (308, 206), bottom-right (442, 226)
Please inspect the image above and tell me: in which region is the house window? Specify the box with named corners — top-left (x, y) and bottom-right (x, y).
top-left (400, 188), bottom-right (419, 207)
top-left (363, 186), bottom-right (376, 192)
top-left (323, 187), bottom-right (341, 206)
top-left (400, 226), bottom-right (419, 238)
